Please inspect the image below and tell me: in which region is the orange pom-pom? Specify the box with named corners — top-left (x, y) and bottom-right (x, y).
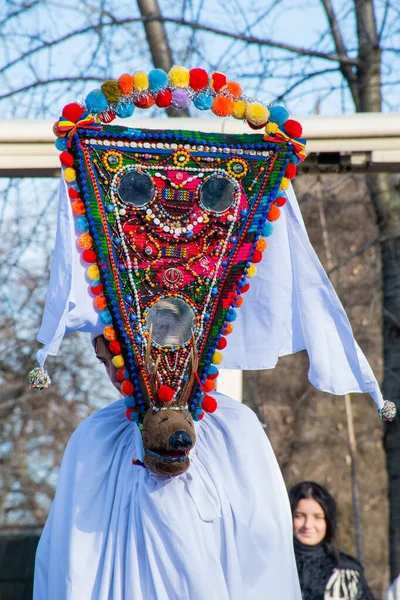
top-left (204, 379), bottom-right (216, 392)
top-left (210, 72), bottom-right (227, 92)
top-left (283, 119), bottom-right (303, 138)
top-left (134, 94), bottom-right (155, 109)
top-left (212, 95), bottom-right (234, 117)
top-left (118, 73), bottom-right (134, 95)
top-left (71, 200), bottom-right (86, 215)
top-left (121, 380), bottom-right (134, 397)
top-left (233, 295), bottom-right (243, 308)
top-left (223, 322), bottom-right (233, 335)
top-left (189, 68), bottom-right (209, 91)
top-left (226, 81), bottom-right (242, 99)
top-left (78, 232), bottom-right (93, 249)
top-left (94, 295), bottom-right (107, 310)
top-left (256, 238), bottom-right (267, 252)
top-left (267, 205), bottom-right (281, 222)
top-left (202, 395), bottom-right (218, 413)
top-left (103, 326), bottom-right (116, 341)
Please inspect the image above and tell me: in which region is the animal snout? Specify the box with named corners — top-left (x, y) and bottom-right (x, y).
top-left (168, 430), bottom-right (192, 450)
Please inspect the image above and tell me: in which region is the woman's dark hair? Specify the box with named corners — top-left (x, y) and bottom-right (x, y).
top-left (289, 481), bottom-right (338, 558)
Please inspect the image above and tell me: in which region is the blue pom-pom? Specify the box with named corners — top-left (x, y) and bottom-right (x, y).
top-left (124, 396), bottom-right (136, 409)
top-left (55, 137), bottom-right (68, 151)
top-left (193, 91), bottom-right (213, 111)
top-left (100, 309), bottom-right (112, 324)
top-left (269, 106), bottom-right (289, 126)
top-left (226, 309), bottom-right (237, 322)
top-left (208, 365), bottom-right (218, 376)
top-left (76, 216), bottom-right (89, 232)
top-left (148, 68), bottom-right (168, 92)
top-left (85, 89), bottom-right (108, 114)
top-left (115, 102), bottom-right (134, 118)
top-left (262, 221), bottom-right (274, 237)
top-left (292, 154), bottom-right (300, 165)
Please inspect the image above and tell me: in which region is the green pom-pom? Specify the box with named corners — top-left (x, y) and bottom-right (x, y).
top-left (101, 80), bottom-right (122, 104)
top-left (29, 367), bottom-right (51, 390)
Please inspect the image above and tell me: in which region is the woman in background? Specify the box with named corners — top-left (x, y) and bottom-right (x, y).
top-left (289, 481), bottom-right (374, 600)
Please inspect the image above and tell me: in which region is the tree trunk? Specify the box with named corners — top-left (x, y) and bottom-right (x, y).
top-left (137, 0), bottom-right (189, 118)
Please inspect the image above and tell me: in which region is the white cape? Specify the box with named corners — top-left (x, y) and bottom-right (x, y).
top-left (34, 393), bottom-right (302, 600)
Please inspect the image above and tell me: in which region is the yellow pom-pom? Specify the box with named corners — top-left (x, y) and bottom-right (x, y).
top-left (280, 177), bottom-right (290, 190)
top-left (112, 355), bottom-right (125, 368)
top-left (265, 122), bottom-right (279, 135)
top-left (245, 102), bottom-right (270, 127)
top-left (133, 71), bottom-right (149, 92)
top-left (232, 100), bottom-right (247, 120)
top-left (87, 265), bottom-right (100, 280)
top-left (64, 167), bottom-right (76, 182)
top-left (169, 65), bottom-right (190, 88)
top-left (247, 264), bottom-right (257, 278)
top-left (211, 351), bottom-right (223, 365)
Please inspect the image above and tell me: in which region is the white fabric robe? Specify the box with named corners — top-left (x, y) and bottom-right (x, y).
top-left (34, 393), bottom-right (302, 600)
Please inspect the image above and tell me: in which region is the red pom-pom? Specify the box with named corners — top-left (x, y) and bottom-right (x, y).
top-left (283, 119), bottom-right (303, 138)
top-left (197, 411), bottom-right (205, 420)
top-left (285, 163), bottom-right (297, 179)
top-left (156, 89), bottom-right (172, 108)
top-left (126, 407), bottom-right (138, 421)
top-left (68, 188), bottom-right (80, 199)
top-left (241, 283), bottom-right (250, 293)
top-left (82, 249), bottom-right (97, 263)
top-left (248, 120), bottom-right (267, 130)
top-left (117, 368), bottom-right (126, 382)
top-left (207, 369), bottom-right (219, 380)
top-left (217, 336), bottom-right (227, 350)
top-left (62, 103), bottom-right (85, 123)
top-left (134, 94), bottom-right (155, 109)
top-left (202, 395), bottom-right (218, 413)
top-left (91, 283), bottom-right (103, 295)
top-left (252, 250), bottom-right (263, 264)
top-left (274, 196), bottom-right (287, 207)
top-left (59, 152), bottom-right (74, 167)
top-left (189, 68), bottom-right (209, 91)
top-left (211, 72), bottom-right (227, 92)
top-left (121, 380), bottom-right (134, 397)
top-left (109, 340), bottom-right (122, 355)
top-left (158, 385), bottom-right (174, 403)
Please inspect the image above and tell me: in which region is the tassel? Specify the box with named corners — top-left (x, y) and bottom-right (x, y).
top-left (28, 367), bottom-right (51, 390)
top-left (379, 400), bottom-right (397, 422)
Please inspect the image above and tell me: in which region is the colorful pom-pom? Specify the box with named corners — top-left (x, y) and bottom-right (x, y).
top-left (117, 367), bottom-right (126, 382)
top-left (29, 367), bottom-right (51, 390)
top-left (171, 88), bottom-right (191, 110)
top-left (71, 199), bottom-right (86, 216)
top-left (90, 283), bottom-right (103, 295)
top-left (208, 365), bottom-right (219, 379)
top-left (262, 221), bottom-right (274, 237)
top-left (55, 137), bottom-right (69, 151)
top-left (256, 238), bottom-right (267, 252)
top-left (267, 204), bottom-right (281, 222)
top-left (252, 250), bottom-right (263, 264)
top-left (76, 216), bottom-right (89, 232)
top-left (240, 282), bottom-right (250, 293)
top-left (226, 309), bottom-right (237, 322)
top-left (112, 355), bottom-right (125, 368)
top-left (194, 410), bottom-right (204, 422)
top-left (121, 380), bottom-right (134, 397)
top-left (265, 122), bottom-right (279, 135)
top-left (118, 73), bottom-right (134, 95)
top-left (94, 296), bottom-right (107, 310)
top-left (64, 167), bottom-right (76, 182)
top-left (269, 106), bottom-right (289, 126)
top-left (126, 407), bottom-right (139, 422)
top-left (280, 177), bottom-right (290, 191)
top-left (217, 336), bottom-right (227, 350)
top-left (232, 99), bottom-right (247, 120)
top-left (124, 396), bottom-right (136, 409)
top-left (109, 340), bottom-right (121, 355)
top-left (212, 95), bottom-right (234, 117)
top-left (156, 88), bottom-right (172, 108)
top-left (103, 326), bottom-right (117, 341)
top-left (158, 385), bottom-right (174, 403)
top-left (210, 72), bottom-right (227, 92)
top-left (379, 400), bottom-right (397, 421)
top-left (245, 102), bottom-right (270, 127)
top-left (283, 119), bottom-right (303, 138)
top-left (133, 71), bottom-right (149, 92)
top-left (100, 309), bottom-right (112, 324)
top-left (82, 249), bottom-right (96, 263)
top-left (69, 187), bottom-right (80, 199)
top-left (134, 94), bottom-right (155, 109)
top-left (78, 232), bottom-right (93, 250)
top-left (285, 164), bottom-right (297, 179)
top-left (189, 68), bottom-right (208, 91)
top-left (53, 122), bottom-right (65, 138)
top-left (275, 195), bottom-right (287, 207)
top-left (193, 91), bottom-right (213, 111)
top-left (234, 295), bottom-right (243, 308)
top-left (62, 103), bottom-right (85, 122)
top-left (115, 102), bottom-right (134, 118)
top-left (212, 351), bottom-right (223, 365)
top-left (169, 65), bottom-right (190, 88)
top-left (223, 322), bottom-right (233, 335)
top-left (148, 68), bottom-right (168, 92)
top-left (202, 395), bottom-right (218, 413)
top-left (59, 152), bottom-right (74, 167)
top-left (98, 109), bottom-right (116, 124)
top-left (87, 264), bottom-right (100, 280)
top-left (247, 264), bottom-right (257, 278)
top-left (101, 80), bottom-right (121, 104)
top-left (85, 89), bottom-right (108, 114)
top-left (226, 81), bottom-right (242, 99)
top-left (204, 379), bottom-right (216, 392)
